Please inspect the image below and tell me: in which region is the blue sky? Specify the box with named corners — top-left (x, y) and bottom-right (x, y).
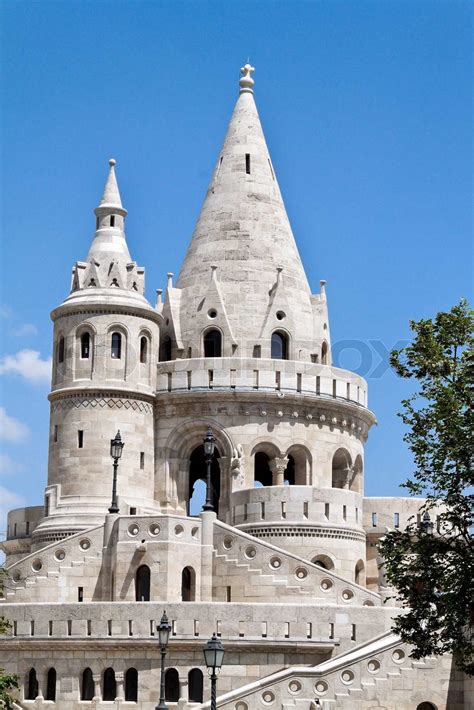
top-left (0, 0), bottom-right (472, 534)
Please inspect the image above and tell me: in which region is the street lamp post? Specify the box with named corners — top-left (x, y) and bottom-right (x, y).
top-left (421, 511), bottom-right (434, 535)
top-left (109, 430), bottom-right (124, 514)
top-left (156, 611), bottom-right (172, 710)
top-left (202, 428), bottom-right (216, 512)
top-left (203, 633), bottom-right (225, 710)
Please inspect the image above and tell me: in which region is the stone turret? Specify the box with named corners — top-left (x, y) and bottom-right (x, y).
top-left (162, 65), bottom-right (330, 363)
top-left (32, 160), bottom-right (162, 547)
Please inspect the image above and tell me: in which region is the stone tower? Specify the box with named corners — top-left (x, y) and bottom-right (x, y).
top-left (0, 65), bottom-right (462, 710)
top-left (33, 160), bottom-right (161, 547)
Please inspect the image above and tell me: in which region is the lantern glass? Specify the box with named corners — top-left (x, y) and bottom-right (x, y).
top-left (110, 431), bottom-right (124, 460)
top-left (158, 611), bottom-right (171, 648)
top-left (203, 633), bottom-right (225, 673)
top-left (203, 429), bottom-right (215, 457)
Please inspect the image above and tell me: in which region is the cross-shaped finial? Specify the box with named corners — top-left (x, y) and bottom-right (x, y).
top-left (239, 63), bottom-right (255, 93)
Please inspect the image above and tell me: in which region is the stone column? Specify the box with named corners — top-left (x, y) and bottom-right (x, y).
top-left (115, 672), bottom-right (124, 701)
top-left (92, 674), bottom-right (101, 701)
top-left (217, 456), bottom-right (231, 521)
top-left (178, 675), bottom-right (188, 706)
top-left (200, 510), bottom-right (216, 601)
top-left (269, 457), bottom-right (289, 486)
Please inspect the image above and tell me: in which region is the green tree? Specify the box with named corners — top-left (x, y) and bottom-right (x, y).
top-left (0, 568), bottom-right (19, 709)
top-left (379, 299), bottom-right (474, 675)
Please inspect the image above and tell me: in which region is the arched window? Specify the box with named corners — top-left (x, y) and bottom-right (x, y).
top-left (416, 704), bottom-right (437, 710)
top-left (188, 444), bottom-right (221, 515)
top-left (271, 331), bottom-right (288, 360)
top-left (165, 668), bottom-right (179, 702)
top-left (135, 565), bottom-right (151, 602)
top-left (57, 336), bottom-right (65, 364)
top-left (321, 341), bottom-right (328, 365)
top-left (181, 566), bottom-right (195, 602)
top-left (45, 668), bottom-right (56, 701)
top-left (26, 668), bottom-right (38, 700)
top-left (125, 668), bottom-right (138, 702)
top-left (81, 668), bottom-right (94, 701)
top-left (103, 668), bottom-right (116, 701)
top-left (312, 555), bottom-right (334, 571)
top-left (111, 332), bottom-right (122, 359)
top-left (139, 336), bottom-right (148, 364)
top-left (254, 452), bottom-right (272, 487)
top-left (81, 332), bottom-right (91, 359)
top-left (188, 668), bottom-right (203, 702)
top-left (284, 455), bottom-right (295, 485)
top-left (332, 449), bottom-right (352, 489)
top-left (204, 329), bottom-right (222, 357)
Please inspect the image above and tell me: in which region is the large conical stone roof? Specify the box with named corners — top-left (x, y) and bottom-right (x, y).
top-left (176, 65), bottom-right (318, 358)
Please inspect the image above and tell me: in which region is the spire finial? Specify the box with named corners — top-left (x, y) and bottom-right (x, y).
top-left (239, 63), bottom-right (255, 94)
top-left (109, 158), bottom-right (116, 167)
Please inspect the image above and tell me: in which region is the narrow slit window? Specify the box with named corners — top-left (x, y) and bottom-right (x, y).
top-left (140, 336), bottom-right (148, 364)
top-left (111, 332), bottom-right (122, 359)
top-left (110, 215), bottom-right (115, 227)
top-left (226, 586), bottom-right (232, 602)
top-left (53, 425), bottom-right (58, 442)
top-left (372, 512), bottom-right (378, 527)
top-left (58, 336), bottom-right (65, 363)
top-left (140, 452), bottom-right (145, 470)
top-left (81, 332), bottom-right (91, 359)
top-left (78, 430), bottom-right (84, 448)
top-left (394, 512), bottom-right (400, 528)
top-left (78, 587), bottom-right (83, 602)
top-left (245, 153), bottom-right (251, 174)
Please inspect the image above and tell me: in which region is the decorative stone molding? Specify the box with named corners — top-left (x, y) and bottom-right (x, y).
top-left (51, 395), bottom-right (153, 414)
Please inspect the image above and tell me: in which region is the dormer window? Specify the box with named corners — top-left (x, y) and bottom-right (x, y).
top-left (111, 332), bottom-right (122, 359)
top-left (81, 333), bottom-right (91, 359)
top-left (271, 331), bottom-right (288, 360)
top-left (204, 329), bottom-right (222, 357)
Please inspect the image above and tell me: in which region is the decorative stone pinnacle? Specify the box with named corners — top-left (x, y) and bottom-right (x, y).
top-left (109, 158), bottom-right (116, 167)
top-left (239, 63), bottom-right (255, 93)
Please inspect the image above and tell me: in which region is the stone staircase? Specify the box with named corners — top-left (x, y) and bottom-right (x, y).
top-left (213, 549), bottom-right (312, 601)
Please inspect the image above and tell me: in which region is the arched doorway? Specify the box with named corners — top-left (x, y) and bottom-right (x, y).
top-left (188, 444), bottom-right (220, 515)
top-left (45, 668), bottom-right (56, 701)
top-left (125, 668), bottom-right (138, 702)
top-left (417, 704), bottom-right (437, 710)
top-left (181, 566), bottom-right (196, 602)
top-left (135, 564), bottom-right (151, 601)
top-left (103, 668), bottom-right (116, 701)
top-left (26, 669), bottom-right (38, 700)
top-left (81, 668), bottom-right (94, 701)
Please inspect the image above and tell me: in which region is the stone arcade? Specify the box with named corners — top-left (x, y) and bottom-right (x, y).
top-left (0, 65), bottom-right (470, 709)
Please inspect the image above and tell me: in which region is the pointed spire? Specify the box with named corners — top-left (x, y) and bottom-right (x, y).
top-left (95, 158), bottom-right (127, 216)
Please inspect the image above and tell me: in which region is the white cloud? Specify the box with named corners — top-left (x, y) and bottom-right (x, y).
top-left (0, 407), bottom-right (29, 442)
top-left (0, 349), bottom-right (52, 384)
top-left (10, 323), bottom-right (38, 337)
top-left (0, 305), bottom-right (12, 319)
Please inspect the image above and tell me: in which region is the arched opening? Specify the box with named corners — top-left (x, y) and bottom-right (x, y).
top-left (111, 332), bottom-right (122, 359)
top-left (81, 668), bottom-right (94, 701)
top-left (45, 668), bottom-right (56, 701)
top-left (81, 332), bottom-right (91, 359)
top-left (188, 444), bottom-right (220, 515)
top-left (139, 336), bottom-right (148, 364)
top-left (181, 566), bottom-right (196, 602)
top-left (332, 449), bottom-right (352, 489)
top-left (125, 668), bottom-right (138, 702)
top-left (312, 555), bottom-right (335, 571)
top-left (26, 668), bottom-right (38, 700)
top-left (160, 336), bottom-right (172, 362)
top-left (135, 565), bottom-right (151, 601)
top-left (286, 446), bottom-right (311, 485)
top-left (204, 329), bottom-right (222, 357)
top-left (103, 668), bottom-right (116, 701)
top-left (416, 704), bottom-right (437, 710)
top-left (57, 336), bottom-right (65, 364)
top-left (188, 668), bottom-right (203, 702)
top-left (165, 668), bottom-right (179, 702)
top-left (271, 330), bottom-right (288, 360)
top-left (284, 455), bottom-right (295, 485)
top-left (355, 559), bottom-right (365, 585)
top-left (352, 455), bottom-right (363, 493)
top-left (254, 452), bottom-right (272, 487)
top-left (321, 341), bottom-right (328, 365)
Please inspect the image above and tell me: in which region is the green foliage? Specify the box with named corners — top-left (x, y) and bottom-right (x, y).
top-left (379, 299), bottom-right (474, 675)
top-left (0, 568), bottom-right (19, 708)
